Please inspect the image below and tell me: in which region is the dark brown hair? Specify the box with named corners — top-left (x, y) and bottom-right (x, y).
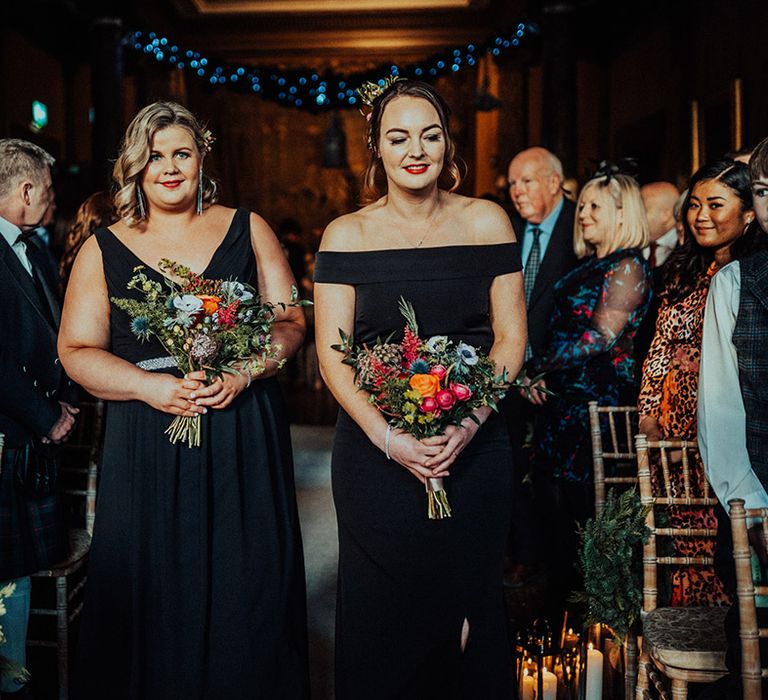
top-left (59, 191), bottom-right (117, 286)
top-left (664, 159), bottom-right (765, 302)
top-left (749, 135), bottom-right (768, 183)
top-left (361, 80), bottom-right (462, 204)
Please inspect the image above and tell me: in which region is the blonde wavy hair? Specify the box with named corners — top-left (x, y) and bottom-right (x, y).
top-left (361, 80), bottom-right (462, 204)
top-left (113, 101), bottom-right (218, 226)
top-left (574, 174), bottom-right (650, 258)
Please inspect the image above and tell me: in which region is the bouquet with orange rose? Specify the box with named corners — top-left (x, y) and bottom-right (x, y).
top-left (113, 259), bottom-right (306, 447)
top-left (333, 298), bottom-right (509, 519)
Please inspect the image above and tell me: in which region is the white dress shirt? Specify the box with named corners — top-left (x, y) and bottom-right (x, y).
top-left (698, 261), bottom-right (768, 512)
top-left (0, 215), bottom-right (33, 275)
top-left (643, 227), bottom-right (678, 267)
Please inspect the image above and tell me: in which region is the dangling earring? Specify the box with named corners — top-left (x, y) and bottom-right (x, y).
top-left (136, 183), bottom-right (147, 219)
top-left (196, 168), bottom-right (204, 216)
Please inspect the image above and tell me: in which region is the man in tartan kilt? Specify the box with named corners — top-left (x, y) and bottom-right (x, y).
top-left (0, 139), bottom-right (78, 695)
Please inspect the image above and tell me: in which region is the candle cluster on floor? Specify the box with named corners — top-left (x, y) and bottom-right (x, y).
top-left (514, 618), bottom-right (605, 699)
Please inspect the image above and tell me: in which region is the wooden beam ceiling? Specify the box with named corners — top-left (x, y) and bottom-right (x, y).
top-left (156, 0), bottom-right (520, 66)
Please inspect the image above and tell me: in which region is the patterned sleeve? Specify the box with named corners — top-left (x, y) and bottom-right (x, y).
top-left (534, 254), bottom-right (650, 372)
top-left (637, 299), bottom-right (672, 420)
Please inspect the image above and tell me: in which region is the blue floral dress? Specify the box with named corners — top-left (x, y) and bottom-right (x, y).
top-left (529, 248), bottom-right (652, 482)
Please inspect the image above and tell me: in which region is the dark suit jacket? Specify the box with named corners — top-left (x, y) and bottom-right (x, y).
top-left (0, 232), bottom-right (76, 578)
top-left (512, 197), bottom-right (579, 357)
top-left (0, 234), bottom-right (75, 447)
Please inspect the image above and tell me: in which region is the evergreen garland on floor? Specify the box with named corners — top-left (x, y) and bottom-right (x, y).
top-left (571, 488), bottom-right (651, 642)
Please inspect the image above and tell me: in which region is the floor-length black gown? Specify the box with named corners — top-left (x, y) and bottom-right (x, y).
top-left (76, 208), bottom-right (309, 699)
top-left (314, 243), bottom-right (521, 699)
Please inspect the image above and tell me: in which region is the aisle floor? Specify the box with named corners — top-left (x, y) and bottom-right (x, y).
top-left (292, 424), bottom-right (338, 700)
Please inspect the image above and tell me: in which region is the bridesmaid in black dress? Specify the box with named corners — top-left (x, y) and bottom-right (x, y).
top-left (314, 80), bottom-right (526, 698)
top-left (58, 102), bottom-right (309, 699)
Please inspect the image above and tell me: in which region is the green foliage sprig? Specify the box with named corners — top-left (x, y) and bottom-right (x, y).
top-left (0, 583), bottom-right (30, 688)
top-left (570, 488), bottom-right (651, 643)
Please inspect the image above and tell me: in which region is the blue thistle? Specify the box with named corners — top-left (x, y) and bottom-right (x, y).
top-left (130, 316), bottom-right (151, 341)
top-left (408, 358), bottom-right (430, 375)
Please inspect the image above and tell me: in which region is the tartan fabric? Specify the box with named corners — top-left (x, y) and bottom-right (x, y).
top-left (733, 250), bottom-right (768, 488)
top-left (0, 448), bottom-right (67, 580)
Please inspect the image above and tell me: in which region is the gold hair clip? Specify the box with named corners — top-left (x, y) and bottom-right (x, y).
top-left (201, 129), bottom-right (216, 154)
top-left (356, 74), bottom-right (402, 150)
top-left (356, 74), bottom-right (402, 109)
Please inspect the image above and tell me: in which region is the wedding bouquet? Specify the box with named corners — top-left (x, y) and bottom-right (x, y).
top-left (333, 298), bottom-right (509, 520)
top-left (113, 259), bottom-right (303, 447)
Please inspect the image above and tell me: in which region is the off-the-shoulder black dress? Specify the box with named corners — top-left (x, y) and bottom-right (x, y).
top-left (314, 243), bottom-right (521, 699)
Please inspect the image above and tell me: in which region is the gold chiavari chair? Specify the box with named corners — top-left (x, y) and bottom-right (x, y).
top-left (634, 434), bottom-right (728, 699)
top-left (28, 400), bottom-right (104, 700)
top-left (728, 498), bottom-right (768, 700)
top-left (587, 402), bottom-right (641, 698)
top-left (588, 401), bottom-right (639, 516)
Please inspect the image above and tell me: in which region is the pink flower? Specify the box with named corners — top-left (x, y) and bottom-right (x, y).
top-left (435, 389), bottom-right (456, 411)
top-left (420, 396), bottom-right (438, 413)
top-left (450, 382), bottom-right (473, 401)
top-left (430, 364), bottom-right (447, 381)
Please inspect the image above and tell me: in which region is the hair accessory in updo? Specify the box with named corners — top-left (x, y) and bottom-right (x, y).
top-left (590, 157), bottom-right (639, 183)
top-left (356, 74), bottom-right (402, 150)
top-left (201, 129), bottom-right (215, 154)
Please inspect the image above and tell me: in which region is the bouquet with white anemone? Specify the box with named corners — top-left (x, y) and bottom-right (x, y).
top-left (333, 298), bottom-right (509, 520)
top-left (113, 259), bottom-right (306, 447)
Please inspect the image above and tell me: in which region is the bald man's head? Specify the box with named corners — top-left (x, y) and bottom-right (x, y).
top-left (507, 147), bottom-right (564, 223)
top-left (640, 181), bottom-right (679, 241)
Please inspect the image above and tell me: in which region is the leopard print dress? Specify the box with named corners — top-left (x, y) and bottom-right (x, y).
top-left (638, 262), bottom-right (730, 607)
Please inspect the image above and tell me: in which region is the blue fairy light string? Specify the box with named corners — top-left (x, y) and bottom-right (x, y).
top-left (127, 22), bottom-right (537, 111)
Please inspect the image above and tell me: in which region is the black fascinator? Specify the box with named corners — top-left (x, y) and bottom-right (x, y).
top-left (589, 157), bottom-right (640, 184)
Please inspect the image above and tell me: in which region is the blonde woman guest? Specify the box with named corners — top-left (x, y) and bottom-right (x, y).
top-left (314, 79), bottom-right (526, 698)
top-left (58, 102), bottom-right (309, 699)
top-left (522, 167), bottom-right (652, 616)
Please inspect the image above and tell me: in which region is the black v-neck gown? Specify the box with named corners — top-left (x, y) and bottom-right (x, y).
top-left (75, 208), bottom-right (309, 699)
top-left (314, 243), bottom-right (522, 699)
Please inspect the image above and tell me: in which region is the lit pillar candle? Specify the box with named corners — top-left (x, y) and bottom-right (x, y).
top-left (520, 668), bottom-right (534, 700)
top-left (586, 643), bottom-right (603, 700)
top-left (533, 666), bottom-right (556, 700)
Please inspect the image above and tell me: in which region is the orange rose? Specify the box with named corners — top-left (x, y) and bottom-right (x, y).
top-left (198, 295), bottom-right (222, 316)
top-left (409, 373), bottom-right (440, 398)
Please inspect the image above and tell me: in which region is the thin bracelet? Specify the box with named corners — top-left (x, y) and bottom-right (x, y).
top-left (241, 366), bottom-right (253, 389)
top-left (385, 424), bottom-right (393, 460)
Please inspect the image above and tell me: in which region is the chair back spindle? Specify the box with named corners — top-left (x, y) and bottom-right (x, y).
top-left (728, 499), bottom-right (768, 700)
top-left (588, 402), bottom-right (639, 515)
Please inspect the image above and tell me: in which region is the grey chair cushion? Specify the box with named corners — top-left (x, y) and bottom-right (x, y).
top-left (643, 606), bottom-right (728, 671)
